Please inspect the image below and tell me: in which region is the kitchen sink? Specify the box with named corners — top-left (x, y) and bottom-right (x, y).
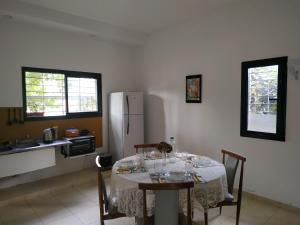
top-left (1, 139), bottom-right (41, 151)
top-left (0, 146), bottom-right (13, 152)
top-left (13, 142), bottom-right (40, 149)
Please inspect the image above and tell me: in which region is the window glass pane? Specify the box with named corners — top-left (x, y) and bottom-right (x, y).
top-left (247, 65), bottom-right (278, 133)
top-left (67, 77), bottom-right (98, 113)
top-left (25, 72), bottom-right (66, 117)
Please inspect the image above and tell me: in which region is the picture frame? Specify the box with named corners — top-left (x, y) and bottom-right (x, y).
top-left (186, 74), bottom-right (202, 103)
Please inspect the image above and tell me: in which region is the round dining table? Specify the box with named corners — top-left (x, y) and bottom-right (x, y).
top-left (109, 154), bottom-right (228, 225)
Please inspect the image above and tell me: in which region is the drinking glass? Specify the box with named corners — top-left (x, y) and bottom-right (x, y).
top-left (168, 152), bottom-right (176, 163)
top-left (184, 160), bottom-right (193, 177)
top-left (155, 159), bottom-right (167, 175)
top-left (136, 152), bottom-right (143, 159)
top-left (154, 159), bottom-right (161, 174)
top-left (162, 151), bottom-right (167, 167)
top-left (182, 152), bottom-right (188, 161)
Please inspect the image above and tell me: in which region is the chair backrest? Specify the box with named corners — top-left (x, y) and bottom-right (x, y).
top-left (135, 142), bottom-right (173, 154)
top-left (221, 149), bottom-right (246, 201)
top-left (134, 143), bottom-right (160, 154)
top-left (224, 156), bottom-right (239, 194)
top-left (97, 156), bottom-right (109, 215)
top-left (139, 182), bottom-right (194, 190)
top-left (138, 182), bottom-right (194, 225)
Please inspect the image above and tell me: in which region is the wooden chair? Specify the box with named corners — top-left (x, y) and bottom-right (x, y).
top-left (134, 143), bottom-right (160, 154)
top-left (139, 182), bottom-right (194, 225)
top-left (97, 156), bottom-right (126, 225)
top-left (203, 149), bottom-right (246, 225)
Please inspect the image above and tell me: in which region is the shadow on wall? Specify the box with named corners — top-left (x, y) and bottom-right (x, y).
top-left (144, 94), bottom-right (165, 143)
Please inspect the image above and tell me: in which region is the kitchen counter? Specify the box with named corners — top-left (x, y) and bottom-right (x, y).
top-left (0, 140), bottom-right (72, 156)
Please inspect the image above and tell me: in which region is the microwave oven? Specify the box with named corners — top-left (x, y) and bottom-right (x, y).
top-left (61, 135), bottom-right (96, 157)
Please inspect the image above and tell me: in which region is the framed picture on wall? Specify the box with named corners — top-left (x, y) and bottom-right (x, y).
top-left (186, 74), bottom-right (202, 103)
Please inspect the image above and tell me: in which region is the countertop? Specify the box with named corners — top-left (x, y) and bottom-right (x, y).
top-left (0, 140), bottom-right (72, 156)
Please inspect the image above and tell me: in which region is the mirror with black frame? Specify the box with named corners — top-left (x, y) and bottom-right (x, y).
top-left (240, 57), bottom-right (288, 141)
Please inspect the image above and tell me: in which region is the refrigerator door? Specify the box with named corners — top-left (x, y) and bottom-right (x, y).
top-left (123, 92), bottom-right (143, 115)
top-left (109, 92), bottom-right (124, 116)
top-left (123, 114), bottom-right (144, 157)
top-left (109, 105), bottom-right (124, 162)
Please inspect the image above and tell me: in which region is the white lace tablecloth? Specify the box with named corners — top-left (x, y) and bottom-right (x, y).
top-left (110, 155), bottom-right (228, 218)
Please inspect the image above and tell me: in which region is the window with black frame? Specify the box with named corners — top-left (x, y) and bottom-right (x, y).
top-left (240, 57), bottom-right (287, 141)
top-left (22, 67), bottom-right (102, 120)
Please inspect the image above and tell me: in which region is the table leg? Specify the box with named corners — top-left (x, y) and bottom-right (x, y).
top-left (135, 216), bottom-right (143, 225)
top-left (155, 190), bottom-right (179, 225)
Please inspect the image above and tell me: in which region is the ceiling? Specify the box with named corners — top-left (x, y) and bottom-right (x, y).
top-left (20, 0), bottom-right (240, 34)
top-left (0, 0), bottom-right (240, 45)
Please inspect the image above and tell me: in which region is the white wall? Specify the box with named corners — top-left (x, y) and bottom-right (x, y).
top-left (1, 0), bottom-right (300, 207)
top-left (0, 19), bottom-right (136, 187)
top-left (136, 0), bottom-right (300, 207)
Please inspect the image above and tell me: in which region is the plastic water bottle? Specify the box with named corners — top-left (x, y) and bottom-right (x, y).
top-left (170, 137), bottom-right (176, 154)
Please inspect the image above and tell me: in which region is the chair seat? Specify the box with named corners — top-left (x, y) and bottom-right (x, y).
top-left (108, 204), bottom-right (119, 214)
top-left (224, 192), bottom-right (234, 202)
top-left (105, 192), bottom-right (118, 214)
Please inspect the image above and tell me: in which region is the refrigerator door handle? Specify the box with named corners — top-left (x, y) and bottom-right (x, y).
top-left (126, 95), bottom-right (129, 134)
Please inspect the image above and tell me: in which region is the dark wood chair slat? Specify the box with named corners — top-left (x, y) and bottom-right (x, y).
top-left (204, 149), bottom-right (246, 225)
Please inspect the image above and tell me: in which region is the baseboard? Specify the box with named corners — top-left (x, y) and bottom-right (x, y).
top-left (241, 190), bottom-right (300, 214)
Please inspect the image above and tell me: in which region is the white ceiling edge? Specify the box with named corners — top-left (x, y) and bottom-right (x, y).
top-left (0, 0), bottom-right (148, 46)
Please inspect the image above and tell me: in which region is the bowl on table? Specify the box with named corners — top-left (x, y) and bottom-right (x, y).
top-left (144, 150), bottom-right (162, 160)
top-left (191, 156), bottom-right (212, 168)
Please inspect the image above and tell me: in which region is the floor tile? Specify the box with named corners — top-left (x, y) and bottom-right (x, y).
top-left (265, 207), bottom-right (300, 225)
top-left (88, 217), bottom-right (135, 225)
top-left (52, 189), bottom-right (95, 208)
top-left (75, 205), bottom-right (100, 224)
top-left (0, 199), bottom-right (37, 225)
top-left (26, 192), bottom-right (72, 224)
top-left (0, 216), bottom-right (44, 225)
top-left (219, 216), bottom-right (256, 225)
top-left (1, 169), bottom-right (300, 225)
top-left (74, 181), bottom-right (100, 204)
top-left (239, 199), bottom-right (280, 225)
top-left (45, 214), bottom-right (84, 225)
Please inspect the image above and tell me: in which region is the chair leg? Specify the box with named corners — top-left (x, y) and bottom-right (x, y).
top-left (236, 204), bottom-right (241, 225)
top-left (100, 217), bottom-right (105, 225)
top-left (204, 212), bottom-right (208, 225)
top-left (219, 206), bottom-right (222, 215)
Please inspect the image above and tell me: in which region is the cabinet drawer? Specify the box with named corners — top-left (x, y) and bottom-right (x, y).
top-left (0, 148), bottom-right (56, 178)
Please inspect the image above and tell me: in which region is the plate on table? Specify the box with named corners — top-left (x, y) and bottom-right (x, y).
top-left (116, 160), bottom-right (137, 173)
top-left (164, 171), bottom-right (187, 182)
top-left (192, 156), bottom-right (218, 168)
top-left (116, 167), bottom-right (148, 174)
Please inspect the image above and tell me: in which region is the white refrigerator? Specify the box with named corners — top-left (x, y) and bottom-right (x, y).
top-left (109, 92), bottom-right (144, 162)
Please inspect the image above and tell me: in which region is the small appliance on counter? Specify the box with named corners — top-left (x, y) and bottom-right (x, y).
top-left (65, 128), bottom-right (80, 138)
top-left (61, 135), bottom-right (95, 157)
top-left (52, 126), bottom-right (59, 140)
top-left (79, 129), bottom-right (90, 136)
top-left (43, 128), bottom-right (54, 143)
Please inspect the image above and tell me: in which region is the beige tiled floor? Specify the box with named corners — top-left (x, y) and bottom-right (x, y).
top-left (0, 168), bottom-right (299, 225)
